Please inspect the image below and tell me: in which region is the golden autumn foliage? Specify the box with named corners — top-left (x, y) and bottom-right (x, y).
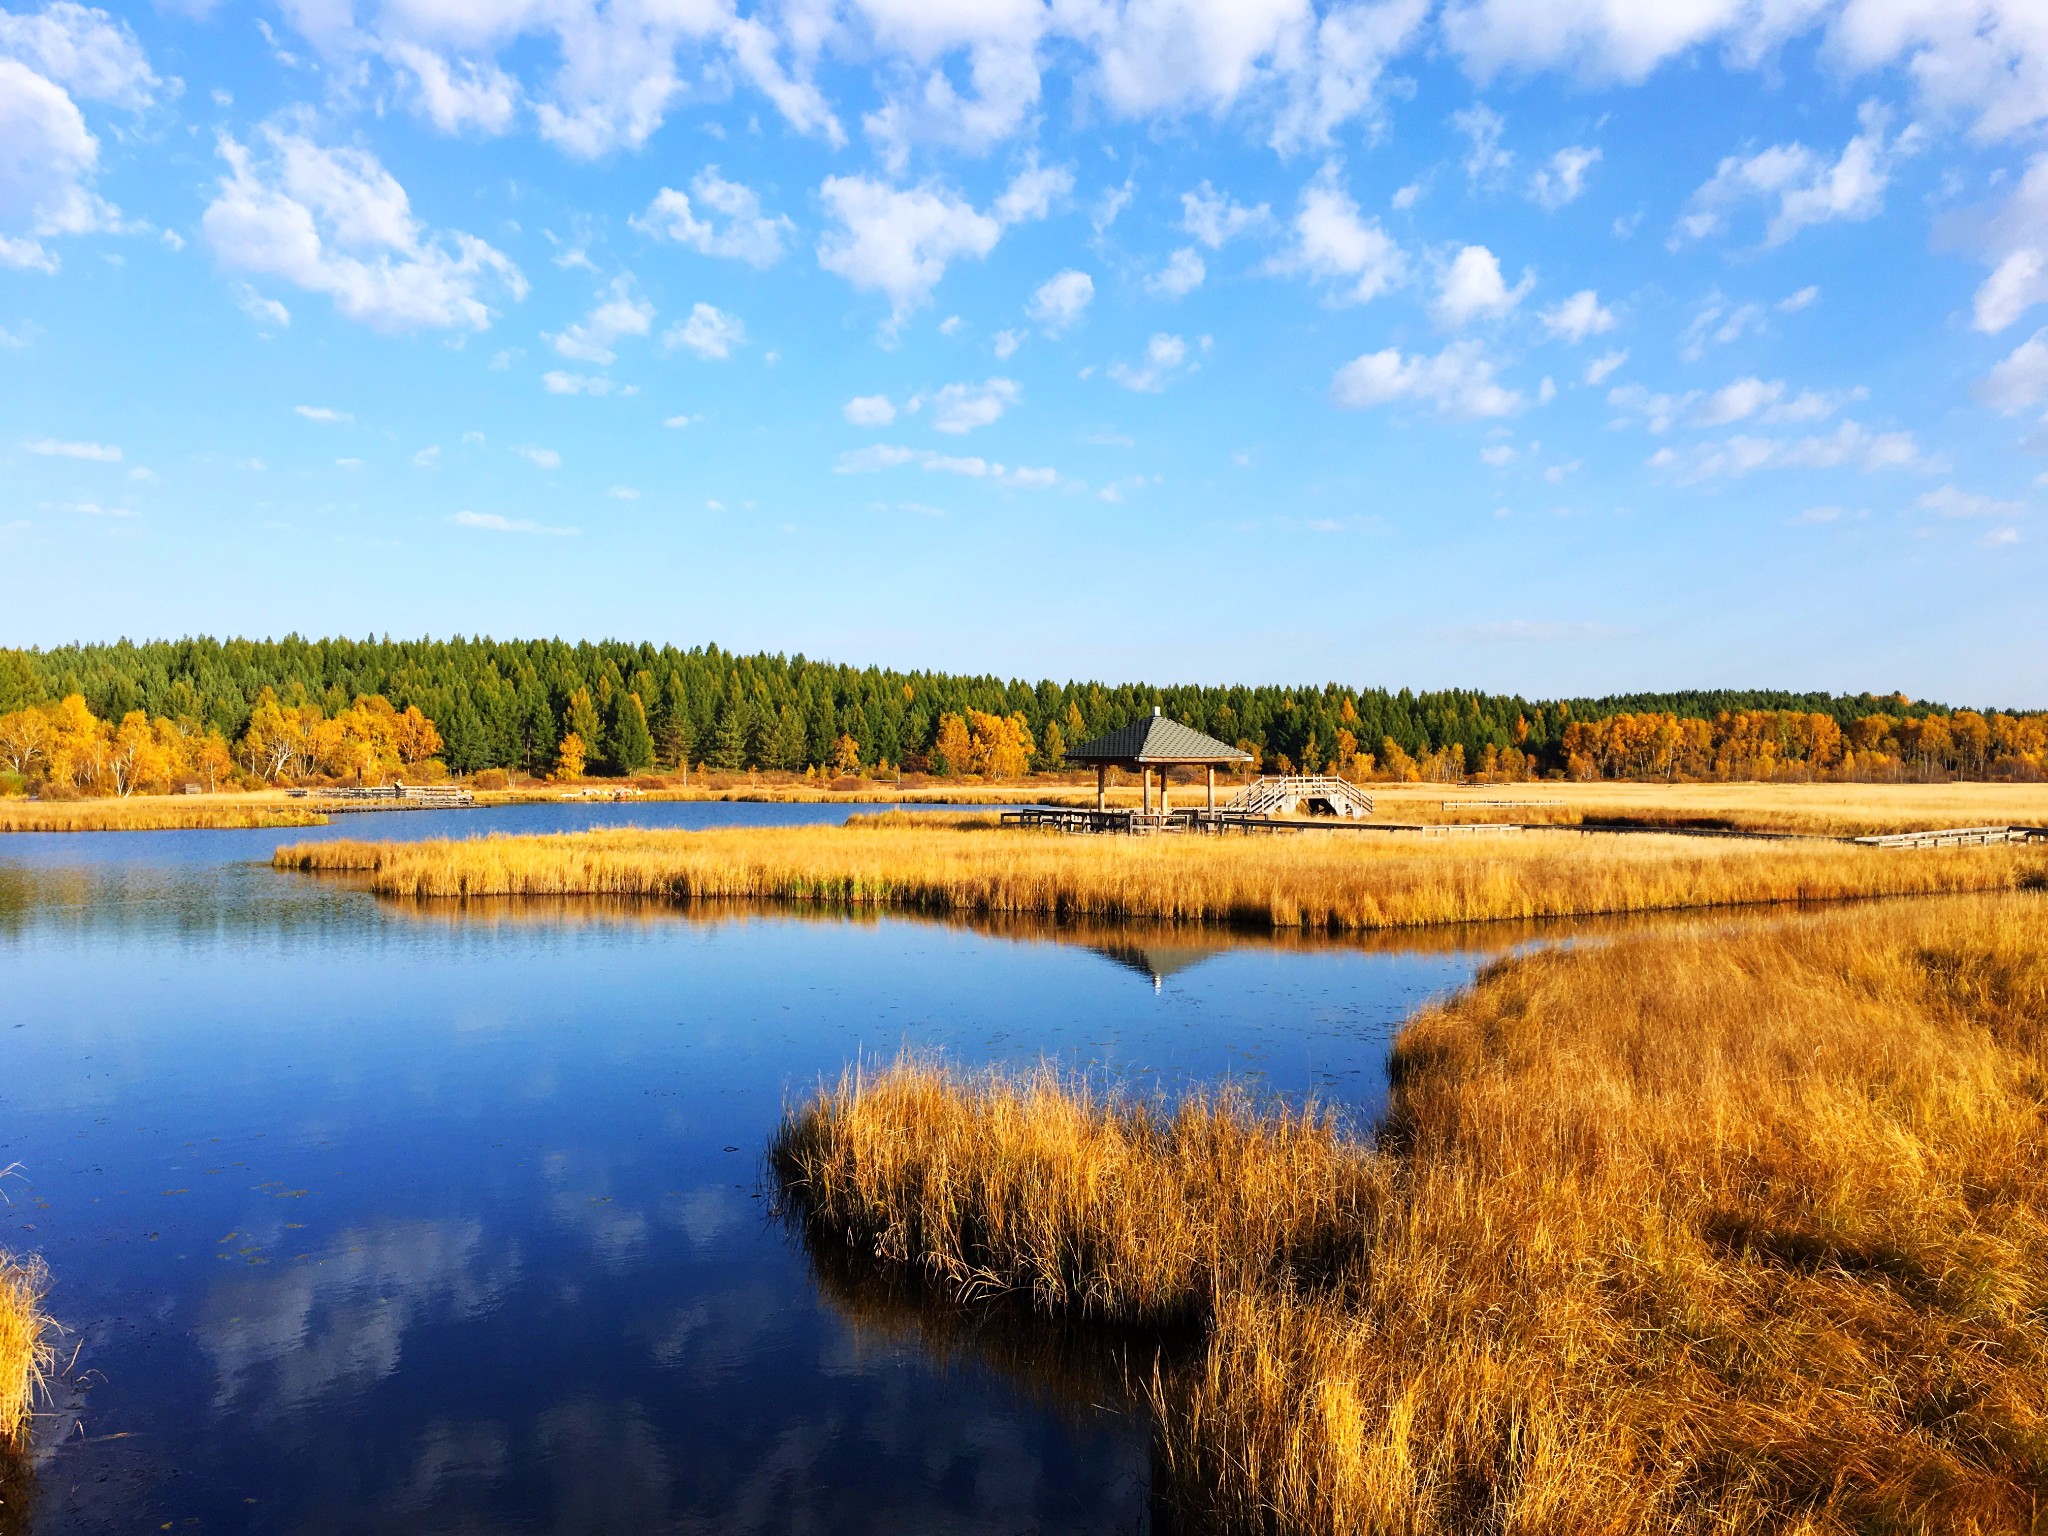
top-left (1561, 708), bottom-right (2048, 782)
top-left (0, 1252), bottom-right (51, 1454)
top-left (275, 822), bottom-right (2048, 931)
top-left (774, 891), bottom-right (2048, 1534)
top-left (927, 710), bottom-right (1036, 779)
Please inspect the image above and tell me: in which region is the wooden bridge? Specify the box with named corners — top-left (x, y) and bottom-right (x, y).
top-left (1852, 824), bottom-right (2048, 849)
top-left (1222, 774), bottom-right (1375, 820)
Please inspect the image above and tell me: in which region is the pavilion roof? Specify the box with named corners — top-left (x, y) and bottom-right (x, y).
top-left (1067, 711), bottom-right (1252, 766)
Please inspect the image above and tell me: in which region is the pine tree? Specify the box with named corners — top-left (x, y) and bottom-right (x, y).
top-left (653, 673), bottom-right (693, 769)
top-left (711, 676), bottom-right (749, 769)
top-left (610, 691), bottom-right (655, 774)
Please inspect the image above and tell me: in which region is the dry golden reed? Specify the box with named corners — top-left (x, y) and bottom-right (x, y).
top-left (277, 822), bottom-right (2048, 932)
top-left (774, 893), bottom-right (2048, 1534)
top-left (0, 1254), bottom-right (50, 1452)
top-left (0, 800), bottom-right (328, 833)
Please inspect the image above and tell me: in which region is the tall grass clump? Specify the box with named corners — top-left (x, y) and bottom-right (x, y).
top-left (0, 801), bottom-right (327, 833)
top-left (774, 893), bottom-right (2048, 1533)
top-left (0, 1253), bottom-right (51, 1454)
top-left (277, 824), bottom-right (2048, 933)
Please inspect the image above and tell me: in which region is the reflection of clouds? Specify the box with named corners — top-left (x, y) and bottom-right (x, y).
top-left (660, 1184), bottom-right (745, 1247)
top-left (536, 1396), bottom-right (676, 1533)
top-left (199, 1219), bottom-right (518, 1413)
top-left (543, 1150), bottom-right (651, 1267)
top-left (391, 1418), bottom-right (510, 1512)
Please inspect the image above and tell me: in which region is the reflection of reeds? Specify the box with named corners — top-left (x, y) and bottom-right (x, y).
top-left (0, 800), bottom-right (327, 832)
top-left (277, 823), bottom-right (2048, 933)
top-left (773, 893), bottom-right (2048, 1533)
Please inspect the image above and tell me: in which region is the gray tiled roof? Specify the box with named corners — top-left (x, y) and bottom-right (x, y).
top-left (1068, 712), bottom-right (1252, 764)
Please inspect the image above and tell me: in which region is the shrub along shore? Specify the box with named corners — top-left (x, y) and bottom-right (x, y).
top-left (772, 892), bottom-right (2048, 1533)
top-left (274, 821), bottom-right (2048, 932)
top-left (0, 1252), bottom-right (50, 1497)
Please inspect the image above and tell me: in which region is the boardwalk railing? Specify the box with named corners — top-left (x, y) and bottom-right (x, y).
top-left (1852, 824), bottom-right (2047, 849)
top-left (1222, 774), bottom-right (1374, 820)
top-left (288, 783), bottom-right (476, 807)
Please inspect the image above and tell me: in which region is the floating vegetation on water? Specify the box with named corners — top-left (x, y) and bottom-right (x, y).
top-left (773, 893), bottom-right (2048, 1533)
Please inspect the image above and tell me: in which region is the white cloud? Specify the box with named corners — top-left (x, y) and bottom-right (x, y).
top-left (202, 127), bottom-right (525, 332)
top-left (834, 442), bottom-right (1056, 486)
top-left (513, 444), bottom-right (561, 469)
top-left (1829, 0), bottom-right (2048, 144)
top-left (1440, 0), bottom-right (1807, 83)
top-left (1679, 292), bottom-right (1767, 359)
top-left (1779, 284), bottom-right (1820, 312)
top-left (843, 393), bottom-right (897, 427)
top-left (1607, 383), bottom-right (1696, 434)
top-left (235, 284), bottom-right (290, 328)
top-left (918, 377), bottom-right (1020, 433)
top-left (992, 328), bottom-right (1023, 359)
top-left (1266, 162), bottom-right (1405, 305)
top-left (1109, 332), bottom-right (1189, 393)
top-left (663, 301), bottom-right (745, 360)
top-left (1764, 385), bottom-right (1865, 423)
top-left (1674, 102), bottom-right (1908, 246)
top-left (1434, 244), bottom-right (1533, 328)
top-left (0, 3), bottom-right (159, 109)
top-left (1148, 247), bottom-right (1205, 299)
top-left (631, 169), bottom-right (793, 268)
top-left (1978, 327), bottom-right (2048, 411)
top-left (1918, 484), bottom-right (2025, 519)
top-left (1332, 340), bottom-right (1520, 417)
top-left (1584, 348), bottom-right (1627, 384)
top-left (1967, 154), bottom-right (2048, 334)
top-left (817, 161), bottom-right (1065, 325)
top-left (541, 370), bottom-right (618, 395)
top-left (546, 275), bottom-right (653, 365)
top-left (25, 435), bottom-right (119, 460)
top-left (938, 315), bottom-right (962, 335)
top-left (53, 499), bottom-right (132, 516)
top-left (454, 509), bottom-right (575, 535)
top-left (609, 485), bottom-right (639, 500)
top-left (1027, 268), bottom-right (1093, 331)
top-left (1480, 443), bottom-right (1516, 466)
top-left (294, 405), bottom-right (351, 424)
top-left (1181, 181), bottom-right (1268, 246)
top-left (1539, 288), bottom-right (1614, 343)
top-left (1651, 419), bottom-right (1927, 481)
top-left (663, 413), bottom-right (701, 428)
top-left (412, 445), bottom-right (441, 468)
top-left (1529, 145), bottom-right (1600, 208)
top-left (1453, 103), bottom-right (1512, 186)
top-left (1692, 376), bottom-right (1784, 427)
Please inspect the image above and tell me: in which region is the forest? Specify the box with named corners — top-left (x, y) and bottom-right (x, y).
top-left (0, 636), bottom-right (2042, 791)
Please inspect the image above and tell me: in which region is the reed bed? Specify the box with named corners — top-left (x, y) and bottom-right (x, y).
top-left (276, 823), bottom-right (2048, 932)
top-left (773, 892), bottom-right (2048, 1533)
top-left (0, 799), bottom-right (328, 833)
top-left (0, 1254), bottom-right (50, 1454)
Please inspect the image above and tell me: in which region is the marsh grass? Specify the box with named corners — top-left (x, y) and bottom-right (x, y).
top-left (277, 822), bottom-right (2048, 933)
top-left (0, 800), bottom-right (328, 833)
top-left (773, 893), bottom-right (2048, 1533)
top-left (0, 1254), bottom-right (51, 1457)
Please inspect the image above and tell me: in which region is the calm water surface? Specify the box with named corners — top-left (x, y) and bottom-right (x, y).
top-left (0, 805), bottom-right (1499, 1533)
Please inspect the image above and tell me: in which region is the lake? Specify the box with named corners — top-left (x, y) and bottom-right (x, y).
top-left (0, 804), bottom-right (1502, 1533)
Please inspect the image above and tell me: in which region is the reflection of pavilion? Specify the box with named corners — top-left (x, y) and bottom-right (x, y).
top-left (1086, 939), bottom-right (1226, 991)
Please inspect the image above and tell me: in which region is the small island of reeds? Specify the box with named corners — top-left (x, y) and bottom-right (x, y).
top-left (772, 892), bottom-right (2048, 1533)
top-left (275, 819), bottom-right (2048, 932)
top-left (0, 1251), bottom-right (51, 1520)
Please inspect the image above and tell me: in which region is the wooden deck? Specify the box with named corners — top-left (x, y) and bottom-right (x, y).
top-left (1852, 825), bottom-right (2048, 849)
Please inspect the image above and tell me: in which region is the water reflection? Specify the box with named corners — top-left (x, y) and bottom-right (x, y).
top-left (1, 820), bottom-right (1492, 1533)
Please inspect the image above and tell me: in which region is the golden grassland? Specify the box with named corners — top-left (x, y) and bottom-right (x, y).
top-left (0, 1254), bottom-right (49, 1454)
top-left (771, 891), bottom-right (2048, 1534)
top-left (0, 796), bottom-right (331, 833)
top-left (275, 820), bottom-right (2048, 932)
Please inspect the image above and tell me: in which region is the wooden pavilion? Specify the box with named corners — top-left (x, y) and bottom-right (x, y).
top-left (1067, 708), bottom-right (1253, 816)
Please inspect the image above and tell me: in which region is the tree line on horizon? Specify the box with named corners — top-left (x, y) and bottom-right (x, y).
top-left (0, 636), bottom-right (2042, 788)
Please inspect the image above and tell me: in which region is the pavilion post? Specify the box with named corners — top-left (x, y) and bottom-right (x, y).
top-left (1206, 765), bottom-right (1215, 811)
top-left (1159, 765), bottom-right (1169, 817)
top-left (1141, 766), bottom-right (1151, 817)
top-left (1096, 764), bottom-right (1106, 812)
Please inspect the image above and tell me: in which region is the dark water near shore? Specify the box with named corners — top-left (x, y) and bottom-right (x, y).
top-left (0, 805), bottom-right (1499, 1533)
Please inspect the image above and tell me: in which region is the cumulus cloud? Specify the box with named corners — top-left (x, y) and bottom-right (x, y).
top-left (1026, 268), bottom-right (1092, 331)
top-left (834, 442), bottom-right (1056, 486)
top-left (1453, 103), bottom-right (1513, 186)
top-left (631, 169), bottom-right (793, 268)
top-left (202, 126), bottom-right (525, 332)
top-left (294, 405), bottom-right (351, 423)
top-left (25, 434), bottom-right (119, 460)
top-left (1109, 332), bottom-right (1190, 392)
top-left (1649, 419), bottom-right (1927, 481)
top-left (1434, 244), bottom-right (1533, 328)
top-left (1674, 101), bottom-right (1910, 246)
top-left (1584, 348), bottom-right (1627, 384)
top-left (843, 393), bottom-right (896, 426)
top-left (663, 301), bottom-right (745, 360)
top-left (545, 275), bottom-right (653, 364)
top-left (1331, 340), bottom-right (1520, 417)
top-left (916, 377), bottom-right (1020, 433)
top-left (454, 509), bottom-right (575, 535)
top-left (1539, 288), bottom-right (1614, 343)
top-left (1692, 375), bottom-right (1784, 427)
top-left (1148, 247), bottom-right (1205, 299)
top-left (1529, 145), bottom-right (1600, 208)
top-left (512, 444), bottom-right (560, 469)
top-left (1181, 181), bottom-right (1268, 247)
top-left (817, 160), bottom-right (1067, 325)
top-left (540, 370), bottom-right (619, 395)
top-left (1265, 162), bottom-right (1405, 305)
top-left (1977, 326), bottom-right (2048, 412)
top-left (1967, 154), bottom-right (2048, 334)
top-left (1918, 484), bottom-right (2026, 519)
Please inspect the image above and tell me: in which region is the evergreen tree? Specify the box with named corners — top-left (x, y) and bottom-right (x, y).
top-left (652, 673), bottom-right (693, 769)
top-left (711, 676), bottom-right (749, 769)
top-left (610, 691), bottom-right (655, 774)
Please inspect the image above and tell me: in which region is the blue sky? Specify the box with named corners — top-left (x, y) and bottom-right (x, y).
top-left (2, 0), bottom-right (2045, 704)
